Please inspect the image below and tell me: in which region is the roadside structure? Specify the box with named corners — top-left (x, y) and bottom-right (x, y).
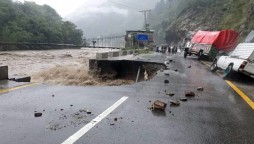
top-left (125, 30), bottom-right (154, 49)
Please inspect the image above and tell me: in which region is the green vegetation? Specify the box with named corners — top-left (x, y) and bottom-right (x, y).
top-left (217, 0), bottom-right (253, 38)
top-left (0, 0), bottom-right (83, 47)
top-left (150, 0), bottom-right (254, 43)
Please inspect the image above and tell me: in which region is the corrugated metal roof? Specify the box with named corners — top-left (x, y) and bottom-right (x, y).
top-left (230, 43), bottom-right (254, 59)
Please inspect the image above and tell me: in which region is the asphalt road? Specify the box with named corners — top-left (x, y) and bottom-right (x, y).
top-left (0, 53), bottom-right (254, 144)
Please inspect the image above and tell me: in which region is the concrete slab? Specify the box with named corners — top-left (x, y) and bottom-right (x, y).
top-left (9, 76), bottom-right (31, 82)
top-left (0, 65), bottom-right (8, 80)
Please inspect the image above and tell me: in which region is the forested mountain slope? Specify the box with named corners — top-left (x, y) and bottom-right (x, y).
top-left (0, 0), bottom-right (83, 45)
top-left (150, 0), bottom-right (254, 44)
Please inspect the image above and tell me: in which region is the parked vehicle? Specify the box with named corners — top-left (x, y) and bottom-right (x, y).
top-left (210, 43), bottom-right (254, 79)
top-left (184, 43), bottom-right (218, 60)
top-left (184, 30), bottom-right (239, 60)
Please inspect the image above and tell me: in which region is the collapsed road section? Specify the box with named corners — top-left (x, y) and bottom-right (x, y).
top-left (89, 59), bottom-right (166, 83)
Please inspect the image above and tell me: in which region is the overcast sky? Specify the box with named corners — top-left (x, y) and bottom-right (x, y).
top-left (15, 0), bottom-right (159, 37)
top-left (15, 0), bottom-right (155, 17)
top-left (15, 0), bottom-right (107, 17)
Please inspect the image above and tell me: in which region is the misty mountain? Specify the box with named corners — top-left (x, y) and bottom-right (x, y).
top-left (65, 0), bottom-right (159, 38)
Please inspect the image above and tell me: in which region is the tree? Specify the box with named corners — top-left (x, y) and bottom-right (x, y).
top-left (0, 0), bottom-right (84, 49)
top-left (62, 21), bottom-right (83, 45)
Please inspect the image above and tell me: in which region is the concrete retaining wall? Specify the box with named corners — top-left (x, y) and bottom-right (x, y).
top-left (0, 66), bottom-right (8, 80)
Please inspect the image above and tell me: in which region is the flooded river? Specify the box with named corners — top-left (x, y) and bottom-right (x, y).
top-left (0, 48), bottom-right (132, 86)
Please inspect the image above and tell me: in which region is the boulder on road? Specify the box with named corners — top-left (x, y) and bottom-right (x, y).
top-left (151, 100), bottom-right (167, 111)
top-left (185, 91), bottom-right (195, 97)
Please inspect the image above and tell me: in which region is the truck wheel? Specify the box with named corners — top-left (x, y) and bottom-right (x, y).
top-left (210, 60), bottom-right (218, 72)
top-left (222, 64), bottom-right (233, 79)
top-left (184, 51), bottom-right (187, 58)
top-left (197, 52), bottom-right (203, 60)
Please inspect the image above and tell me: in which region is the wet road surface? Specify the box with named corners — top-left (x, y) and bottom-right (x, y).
top-left (200, 60), bottom-right (254, 101)
top-left (0, 53), bottom-right (254, 144)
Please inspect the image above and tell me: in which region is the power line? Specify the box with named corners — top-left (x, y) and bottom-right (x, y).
top-left (139, 9), bottom-right (151, 31)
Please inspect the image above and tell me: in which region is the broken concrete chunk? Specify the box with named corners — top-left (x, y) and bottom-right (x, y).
top-left (144, 70), bottom-right (148, 81)
top-left (166, 93), bottom-right (175, 96)
top-left (180, 98), bottom-right (188, 102)
top-left (34, 112), bottom-right (42, 117)
top-left (185, 91), bottom-right (195, 97)
top-left (170, 100), bottom-right (180, 106)
top-left (164, 80), bottom-right (169, 84)
top-left (197, 87), bottom-right (204, 91)
top-left (151, 100), bottom-right (167, 111)
top-left (164, 61), bottom-right (170, 65)
top-left (164, 73), bottom-right (170, 76)
top-left (165, 67), bottom-right (170, 70)
top-left (86, 110), bottom-right (92, 114)
top-left (79, 110), bottom-right (85, 113)
top-left (11, 76), bottom-right (31, 82)
top-left (110, 123), bottom-right (115, 126)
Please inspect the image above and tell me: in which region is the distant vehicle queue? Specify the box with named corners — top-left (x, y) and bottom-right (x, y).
top-left (156, 45), bottom-right (179, 54)
top-left (154, 30), bottom-right (254, 79)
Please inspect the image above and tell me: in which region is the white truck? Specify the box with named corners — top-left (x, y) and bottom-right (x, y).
top-left (210, 43), bottom-right (254, 79)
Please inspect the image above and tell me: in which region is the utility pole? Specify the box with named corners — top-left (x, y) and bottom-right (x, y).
top-left (139, 9), bottom-right (151, 31)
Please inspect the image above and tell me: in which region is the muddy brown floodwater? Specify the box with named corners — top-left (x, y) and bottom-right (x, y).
top-left (0, 48), bottom-right (134, 86)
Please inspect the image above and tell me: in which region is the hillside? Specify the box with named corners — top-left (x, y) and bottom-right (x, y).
top-left (150, 0), bottom-right (254, 44)
top-left (0, 0), bottom-right (83, 46)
